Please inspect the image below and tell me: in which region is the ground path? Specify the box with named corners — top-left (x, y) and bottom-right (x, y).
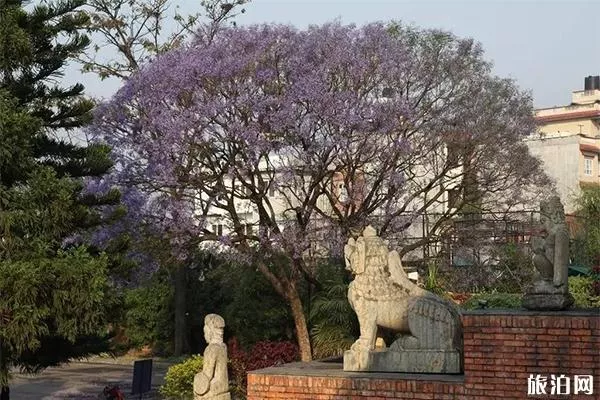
top-left (10, 361), bottom-right (167, 399)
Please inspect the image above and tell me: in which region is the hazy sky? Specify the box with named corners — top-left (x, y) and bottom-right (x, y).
top-left (71, 0), bottom-right (599, 109)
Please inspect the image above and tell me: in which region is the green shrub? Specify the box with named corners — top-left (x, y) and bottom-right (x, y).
top-left (571, 186), bottom-right (600, 269)
top-left (462, 292), bottom-right (522, 310)
top-left (206, 259), bottom-right (295, 348)
top-left (569, 276), bottom-right (600, 308)
top-left (310, 282), bottom-right (358, 358)
top-left (159, 355), bottom-right (203, 399)
top-left (122, 271), bottom-right (173, 351)
top-left (310, 260), bottom-right (359, 359)
top-left (425, 261), bottom-right (446, 295)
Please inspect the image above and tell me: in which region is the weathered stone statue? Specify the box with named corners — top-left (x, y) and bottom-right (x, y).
top-left (343, 226), bottom-right (462, 373)
top-left (193, 314), bottom-right (231, 400)
top-left (522, 196), bottom-right (574, 310)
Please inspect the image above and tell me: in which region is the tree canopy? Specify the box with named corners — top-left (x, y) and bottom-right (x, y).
top-left (0, 0), bottom-right (118, 392)
top-left (90, 22), bottom-right (549, 360)
top-left (81, 0), bottom-right (250, 80)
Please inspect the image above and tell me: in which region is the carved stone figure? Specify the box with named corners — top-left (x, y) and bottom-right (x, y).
top-left (193, 314), bottom-right (231, 400)
top-left (523, 196), bottom-right (574, 310)
top-left (343, 226), bottom-right (462, 373)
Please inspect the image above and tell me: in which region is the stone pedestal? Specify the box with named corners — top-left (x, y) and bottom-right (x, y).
top-left (343, 349), bottom-right (462, 373)
top-left (522, 280), bottom-right (574, 311)
top-left (522, 292), bottom-right (574, 310)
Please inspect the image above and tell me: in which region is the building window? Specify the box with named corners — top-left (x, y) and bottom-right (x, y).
top-left (212, 224), bottom-right (223, 236)
top-left (584, 156), bottom-right (593, 176)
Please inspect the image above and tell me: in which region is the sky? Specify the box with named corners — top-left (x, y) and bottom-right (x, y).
top-left (70, 0), bottom-right (600, 109)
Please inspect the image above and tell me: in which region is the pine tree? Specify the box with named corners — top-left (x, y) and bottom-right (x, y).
top-left (0, 1), bottom-right (120, 396)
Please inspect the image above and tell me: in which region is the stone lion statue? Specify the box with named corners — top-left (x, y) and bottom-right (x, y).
top-left (343, 226), bottom-right (462, 373)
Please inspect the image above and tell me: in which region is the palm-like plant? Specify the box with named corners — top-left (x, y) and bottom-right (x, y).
top-left (309, 282), bottom-right (359, 359)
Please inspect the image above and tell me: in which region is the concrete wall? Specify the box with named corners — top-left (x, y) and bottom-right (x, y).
top-left (537, 119), bottom-right (598, 137)
top-left (526, 135), bottom-right (582, 213)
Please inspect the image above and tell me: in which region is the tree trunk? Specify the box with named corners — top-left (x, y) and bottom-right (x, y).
top-left (253, 260), bottom-right (312, 361)
top-left (0, 386), bottom-right (8, 400)
top-left (173, 264), bottom-right (189, 356)
top-left (288, 285), bottom-right (312, 361)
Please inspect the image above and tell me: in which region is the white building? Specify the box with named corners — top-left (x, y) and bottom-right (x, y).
top-left (526, 76), bottom-right (600, 213)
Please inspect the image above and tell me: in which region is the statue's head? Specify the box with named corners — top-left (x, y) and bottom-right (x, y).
top-left (344, 226), bottom-right (388, 275)
top-left (540, 195), bottom-right (565, 226)
top-left (204, 314), bottom-right (225, 344)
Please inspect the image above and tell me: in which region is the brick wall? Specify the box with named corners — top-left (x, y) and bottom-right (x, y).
top-left (247, 310), bottom-right (600, 400)
top-left (462, 310), bottom-right (600, 399)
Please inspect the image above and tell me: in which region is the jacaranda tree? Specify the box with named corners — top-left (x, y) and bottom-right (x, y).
top-left (90, 22), bottom-right (549, 360)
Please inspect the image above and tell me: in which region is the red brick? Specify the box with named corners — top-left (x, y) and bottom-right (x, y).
top-left (496, 333), bottom-right (518, 340)
top-left (480, 327), bottom-right (503, 334)
top-left (503, 340), bottom-right (525, 347)
top-left (570, 329), bottom-right (592, 336)
top-left (514, 334), bottom-right (537, 341)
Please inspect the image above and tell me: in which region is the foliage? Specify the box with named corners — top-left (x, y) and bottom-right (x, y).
top-left (0, 0), bottom-right (94, 131)
top-left (209, 260), bottom-right (295, 348)
top-left (569, 276), bottom-right (600, 308)
top-left (424, 261), bottom-right (445, 295)
top-left (90, 21), bottom-right (549, 361)
top-left (0, 246), bottom-right (113, 379)
top-left (159, 355), bottom-right (203, 400)
top-left (246, 341), bottom-right (298, 369)
top-left (594, 266), bottom-right (600, 297)
top-left (117, 253), bottom-right (295, 356)
top-left (82, 0), bottom-right (250, 80)
top-left (571, 186), bottom-right (600, 269)
top-left (228, 338), bottom-right (298, 398)
top-left (441, 243), bottom-right (535, 293)
top-left (227, 338), bottom-right (246, 398)
top-left (489, 243), bottom-right (535, 292)
top-left (310, 282), bottom-right (358, 359)
top-left (0, 0), bottom-right (123, 392)
top-left (82, 0), bottom-right (252, 356)
top-left (122, 271), bottom-right (174, 352)
top-left (308, 259), bottom-right (358, 359)
top-left (461, 292), bottom-right (522, 310)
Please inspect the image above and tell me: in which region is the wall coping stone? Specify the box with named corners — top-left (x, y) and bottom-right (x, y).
top-left (249, 360), bottom-right (465, 382)
top-left (461, 308), bottom-right (599, 316)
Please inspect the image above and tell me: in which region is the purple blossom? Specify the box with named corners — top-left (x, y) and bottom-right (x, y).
top-left (86, 21), bottom-right (547, 271)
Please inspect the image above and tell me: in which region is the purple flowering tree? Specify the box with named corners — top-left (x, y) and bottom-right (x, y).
top-left (90, 22), bottom-right (548, 360)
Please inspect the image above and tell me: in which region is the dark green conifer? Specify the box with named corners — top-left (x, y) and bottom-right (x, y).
top-left (0, 1), bottom-right (121, 396)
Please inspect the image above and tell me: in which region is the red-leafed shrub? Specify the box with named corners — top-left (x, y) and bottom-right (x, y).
top-left (228, 338), bottom-right (299, 398)
top-left (245, 340), bottom-right (298, 370)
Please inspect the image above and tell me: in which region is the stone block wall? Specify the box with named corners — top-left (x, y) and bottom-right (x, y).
top-left (247, 310), bottom-right (600, 400)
